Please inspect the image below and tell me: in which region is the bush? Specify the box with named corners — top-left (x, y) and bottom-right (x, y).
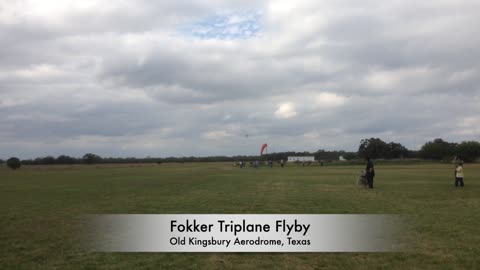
top-left (6, 157), bottom-right (21, 170)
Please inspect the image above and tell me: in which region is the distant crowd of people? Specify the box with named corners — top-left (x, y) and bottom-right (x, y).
top-left (236, 159), bottom-right (325, 169)
top-left (237, 159), bottom-right (284, 169)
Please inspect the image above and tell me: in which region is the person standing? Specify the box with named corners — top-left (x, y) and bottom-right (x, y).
top-left (455, 161), bottom-right (465, 187)
top-left (452, 156), bottom-right (458, 180)
top-left (365, 157), bottom-right (375, 189)
top-left (280, 159), bottom-right (284, 168)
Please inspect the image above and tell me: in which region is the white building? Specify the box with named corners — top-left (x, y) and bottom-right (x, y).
top-left (287, 156), bottom-right (315, 162)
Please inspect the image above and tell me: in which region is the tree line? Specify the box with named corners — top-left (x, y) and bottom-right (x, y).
top-left (355, 137), bottom-right (480, 162)
top-left (3, 138), bottom-right (480, 169)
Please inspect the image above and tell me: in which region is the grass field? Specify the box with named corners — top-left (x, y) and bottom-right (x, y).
top-left (1, 162), bottom-right (479, 269)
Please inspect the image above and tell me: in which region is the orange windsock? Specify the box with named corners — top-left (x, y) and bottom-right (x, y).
top-left (260, 143), bottom-right (268, 155)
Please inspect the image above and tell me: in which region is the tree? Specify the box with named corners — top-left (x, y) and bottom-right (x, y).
top-left (358, 138), bottom-right (411, 159)
top-left (82, 153), bottom-right (102, 164)
top-left (6, 157), bottom-right (21, 170)
top-left (41, 156), bottom-right (56, 165)
top-left (386, 142), bottom-right (409, 159)
top-left (455, 141), bottom-right (480, 162)
top-left (358, 138), bottom-right (389, 159)
top-left (407, 150), bottom-right (421, 159)
top-left (56, 155), bottom-right (76, 164)
top-left (420, 138), bottom-right (456, 160)
top-left (0, 159), bottom-right (4, 164)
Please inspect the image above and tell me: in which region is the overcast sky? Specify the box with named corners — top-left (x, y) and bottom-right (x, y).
top-left (1, 0), bottom-right (480, 159)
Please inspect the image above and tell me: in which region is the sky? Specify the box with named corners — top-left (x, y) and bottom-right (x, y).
top-left (1, 0), bottom-right (480, 159)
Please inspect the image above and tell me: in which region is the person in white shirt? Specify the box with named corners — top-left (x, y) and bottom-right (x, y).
top-left (455, 161), bottom-right (464, 187)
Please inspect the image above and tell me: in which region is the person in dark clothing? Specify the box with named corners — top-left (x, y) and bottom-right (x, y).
top-left (365, 157), bottom-right (375, 189)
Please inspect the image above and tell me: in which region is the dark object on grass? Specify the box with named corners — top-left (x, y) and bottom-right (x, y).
top-left (357, 171), bottom-right (368, 187)
top-left (6, 157), bottom-right (21, 170)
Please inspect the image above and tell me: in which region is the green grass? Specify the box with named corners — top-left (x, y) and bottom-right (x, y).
top-left (1, 163), bottom-right (479, 269)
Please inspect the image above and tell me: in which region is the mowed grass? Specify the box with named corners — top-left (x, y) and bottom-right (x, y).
top-left (1, 163), bottom-right (479, 269)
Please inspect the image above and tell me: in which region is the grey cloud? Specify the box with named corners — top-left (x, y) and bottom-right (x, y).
top-left (1, 0), bottom-right (480, 159)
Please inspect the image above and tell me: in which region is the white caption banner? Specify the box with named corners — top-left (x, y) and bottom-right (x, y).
top-left (85, 214), bottom-right (403, 252)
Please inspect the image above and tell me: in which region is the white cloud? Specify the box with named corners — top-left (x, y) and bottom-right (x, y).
top-left (315, 92), bottom-right (347, 107)
top-left (365, 67), bottom-right (436, 92)
top-left (274, 103), bottom-right (297, 119)
top-left (203, 130), bottom-right (232, 140)
top-left (0, 64), bottom-right (66, 80)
